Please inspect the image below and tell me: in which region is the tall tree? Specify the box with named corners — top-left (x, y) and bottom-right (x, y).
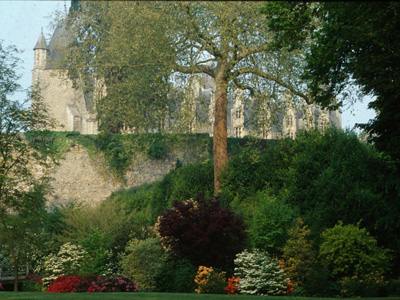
top-left (0, 42), bottom-right (54, 291)
top-left (67, 2), bottom-right (311, 193)
top-left (264, 2), bottom-right (400, 162)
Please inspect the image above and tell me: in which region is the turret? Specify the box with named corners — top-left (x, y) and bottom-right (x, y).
top-left (33, 30), bottom-right (48, 69)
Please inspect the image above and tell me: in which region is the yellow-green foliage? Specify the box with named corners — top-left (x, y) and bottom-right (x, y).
top-left (120, 238), bottom-right (166, 292)
top-left (319, 221), bottom-right (391, 279)
top-left (282, 218), bottom-right (316, 286)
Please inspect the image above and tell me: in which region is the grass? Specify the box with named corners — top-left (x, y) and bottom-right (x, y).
top-left (1, 293), bottom-right (400, 300)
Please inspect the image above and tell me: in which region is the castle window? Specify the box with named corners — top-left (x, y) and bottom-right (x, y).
top-left (286, 117), bottom-right (293, 127)
top-left (236, 109), bottom-right (242, 119)
top-left (235, 126), bottom-right (243, 138)
top-left (321, 121), bottom-right (327, 131)
top-left (73, 116), bottom-right (82, 132)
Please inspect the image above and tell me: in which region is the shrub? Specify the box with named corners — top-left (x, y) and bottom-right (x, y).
top-left (87, 275), bottom-right (138, 293)
top-left (156, 258), bottom-right (197, 293)
top-left (46, 275), bottom-right (89, 293)
top-left (23, 274), bottom-right (43, 292)
top-left (41, 243), bottom-right (88, 287)
top-left (224, 276), bottom-right (240, 295)
top-left (340, 271), bottom-right (389, 297)
top-left (79, 229), bottom-right (114, 276)
top-left (194, 266), bottom-right (226, 294)
top-left (156, 198), bottom-right (246, 270)
top-left (234, 249), bottom-right (290, 295)
top-left (120, 238), bottom-right (166, 291)
top-left (319, 222), bottom-right (391, 279)
top-left (282, 218), bottom-right (316, 286)
top-left (45, 274), bottom-right (138, 293)
top-left (247, 190), bottom-right (296, 254)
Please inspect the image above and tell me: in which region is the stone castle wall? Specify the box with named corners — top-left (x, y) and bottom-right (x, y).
top-left (46, 141), bottom-right (210, 206)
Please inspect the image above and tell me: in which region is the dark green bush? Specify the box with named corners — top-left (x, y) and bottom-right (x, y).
top-left (156, 258), bottom-right (197, 293)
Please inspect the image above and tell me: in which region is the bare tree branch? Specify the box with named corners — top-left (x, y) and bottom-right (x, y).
top-left (232, 67), bottom-right (312, 104)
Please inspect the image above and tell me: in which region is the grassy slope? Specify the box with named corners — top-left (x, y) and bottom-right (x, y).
top-left (1, 293), bottom-right (400, 300)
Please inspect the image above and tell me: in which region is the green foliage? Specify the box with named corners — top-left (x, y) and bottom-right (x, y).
top-left (282, 218), bottom-right (316, 286)
top-left (220, 138), bottom-right (294, 206)
top-left (156, 259), bottom-right (197, 293)
top-left (246, 190), bottom-right (296, 254)
top-left (24, 131), bottom-right (70, 160)
top-left (120, 238), bottom-right (166, 292)
top-left (304, 2), bottom-right (400, 161)
top-left (319, 222), bottom-right (391, 279)
top-left (285, 128), bottom-right (400, 248)
top-left (340, 271), bottom-right (390, 298)
top-left (0, 41), bottom-right (55, 291)
top-left (261, 2), bottom-right (315, 51)
top-left (54, 199), bottom-right (137, 265)
top-left (79, 229), bottom-right (114, 276)
top-left (109, 160), bottom-right (214, 223)
top-left (234, 249), bottom-right (289, 296)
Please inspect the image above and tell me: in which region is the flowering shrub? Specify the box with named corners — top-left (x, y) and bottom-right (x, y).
top-left (194, 266), bottom-right (226, 294)
top-left (41, 243), bottom-right (88, 287)
top-left (224, 276), bottom-right (240, 295)
top-left (45, 274), bottom-right (138, 293)
top-left (87, 275), bottom-right (138, 292)
top-left (0, 282), bottom-right (3, 291)
top-left (46, 275), bottom-right (89, 293)
top-left (23, 273), bottom-right (43, 291)
top-left (287, 282), bottom-right (295, 294)
top-left (234, 249), bottom-right (290, 295)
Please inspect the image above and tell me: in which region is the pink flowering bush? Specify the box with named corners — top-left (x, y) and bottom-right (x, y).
top-left (87, 275), bottom-right (138, 292)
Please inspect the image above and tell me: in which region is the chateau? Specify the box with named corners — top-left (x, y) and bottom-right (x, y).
top-left (33, 7), bottom-right (341, 138)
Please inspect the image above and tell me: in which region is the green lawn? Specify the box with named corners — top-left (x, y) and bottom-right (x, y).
top-left (1, 293), bottom-right (400, 300)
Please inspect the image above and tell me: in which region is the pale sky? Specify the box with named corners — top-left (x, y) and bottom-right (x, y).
top-left (0, 0), bottom-right (376, 131)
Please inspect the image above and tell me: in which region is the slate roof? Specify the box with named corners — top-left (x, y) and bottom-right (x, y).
top-left (33, 32), bottom-right (48, 50)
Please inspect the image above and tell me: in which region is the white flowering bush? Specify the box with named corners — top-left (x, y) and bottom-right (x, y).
top-left (41, 243), bottom-right (88, 287)
top-left (234, 249), bottom-right (289, 295)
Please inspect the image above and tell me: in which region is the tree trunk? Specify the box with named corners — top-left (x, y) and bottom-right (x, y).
top-left (213, 72), bottom-right (229, 194)
top-left (13, 259), bottom-right (19, 292)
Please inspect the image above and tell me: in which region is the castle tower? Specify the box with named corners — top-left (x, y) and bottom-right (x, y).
top-left (32, 30), bottom-right (48, 88)
top-left (32, 7), bottom-right (98, 134)
top-left (33, 30), bottom-right (48, 69)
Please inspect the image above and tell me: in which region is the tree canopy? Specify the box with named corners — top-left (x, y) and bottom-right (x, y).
top-left (264, 2), bottom-right (400, 162)
top-left (66, 2), bottom-right (313, 192)
top-left (0, 41), bottom-right (54, 291)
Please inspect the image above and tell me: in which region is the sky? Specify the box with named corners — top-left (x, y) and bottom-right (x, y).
top-left (0, 0), bottom-right (376, 131)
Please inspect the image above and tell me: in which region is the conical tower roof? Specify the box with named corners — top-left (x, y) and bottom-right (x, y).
top-left (33, 32), bottom-right (48, 50)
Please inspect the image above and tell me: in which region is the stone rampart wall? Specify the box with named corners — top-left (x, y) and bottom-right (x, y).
top-left (46, 141), bottom-right (209, 206)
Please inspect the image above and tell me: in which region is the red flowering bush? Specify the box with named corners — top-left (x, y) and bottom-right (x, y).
top-left (287, 282), bottom-right (295, 294)
top-left (46, 275), bottom-right (89, 293)
top-left (45, 274), bottom-right (138, 293)
top-left (224, 276), bottom-right (240, 295)
top-left (87, 275), bottom-right (138, 292)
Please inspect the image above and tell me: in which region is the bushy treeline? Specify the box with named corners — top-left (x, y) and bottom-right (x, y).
top-left (4, 128), bottom-right (400, 296)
